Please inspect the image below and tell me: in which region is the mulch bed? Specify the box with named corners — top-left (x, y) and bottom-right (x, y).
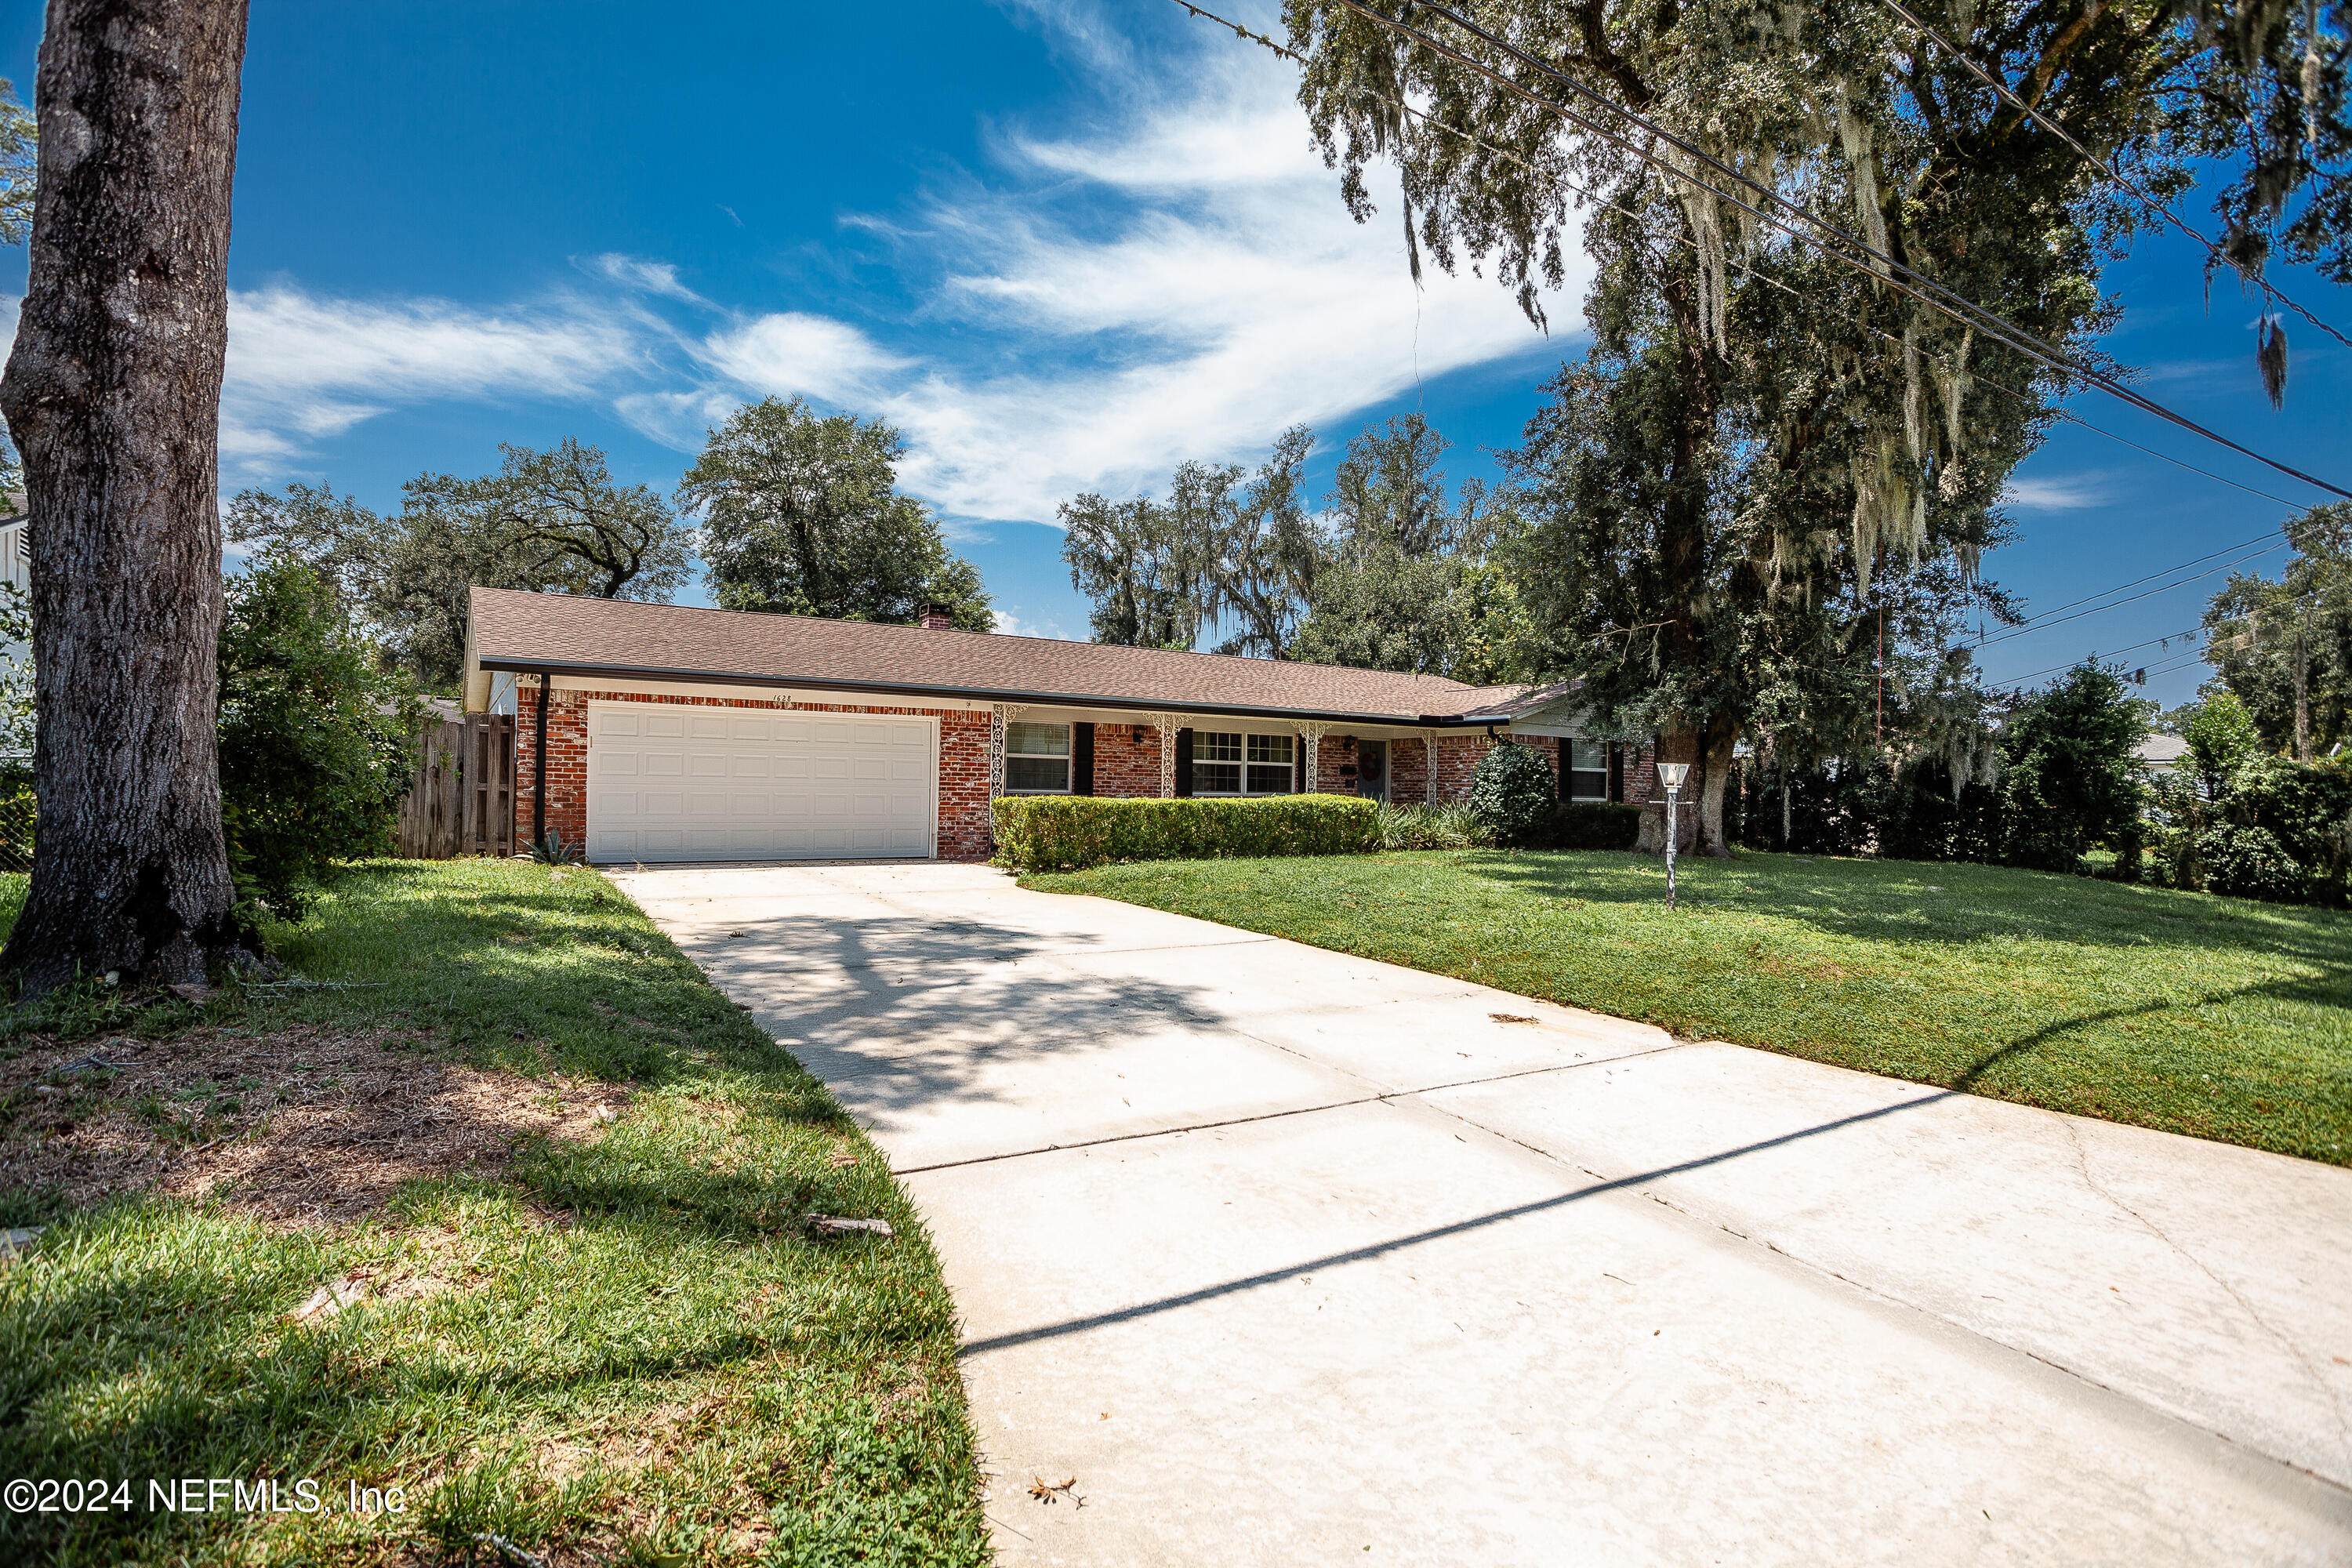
top-left (0, 1025), bottom-right (623, 1225)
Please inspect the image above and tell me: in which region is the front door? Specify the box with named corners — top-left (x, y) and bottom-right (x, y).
top-left (1353, 739), bottom-right (1389, 803)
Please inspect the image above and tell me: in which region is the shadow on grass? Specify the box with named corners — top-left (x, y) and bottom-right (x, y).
top-left (0, 1149), bottom-right (952, 1561)
top-left (1454, 849), bottom-right (2352, 970)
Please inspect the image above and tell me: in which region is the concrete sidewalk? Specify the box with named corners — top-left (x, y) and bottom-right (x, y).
top-left (612, 860), bottom-right (2352, 1566)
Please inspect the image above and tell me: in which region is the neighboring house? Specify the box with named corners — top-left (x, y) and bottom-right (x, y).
top-left (463, 586), bottom-right (1654, 864)
top-left (0, 514), bottom-right (26, 597)
top-left (2135, 734), bottom-right (2190, 775)
top-left (0, 513), bottom-right (27, 768)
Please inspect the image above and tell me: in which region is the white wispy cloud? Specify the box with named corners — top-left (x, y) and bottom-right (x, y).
top-left (655, 51), bottom-right (1570, 518)
top-left (220, 287), bottom-right (642, 468)
top-left (196, 0), bottom-right (1573, 514)
top-left (695, 313), bottom-right (910, 405)
top-left (582, 253), bottom-right (711, 307)
top-left (1999, 473), bottom-right (2109, 510)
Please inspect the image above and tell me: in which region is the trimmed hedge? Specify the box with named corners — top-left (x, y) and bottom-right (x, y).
top-left (1552, 801), bottom-right (1642, 851)
top-left (993, 793), bottom-right (1382, 871)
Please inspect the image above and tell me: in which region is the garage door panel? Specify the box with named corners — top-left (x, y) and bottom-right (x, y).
top-left (587, 704), bottom-right (935, 863)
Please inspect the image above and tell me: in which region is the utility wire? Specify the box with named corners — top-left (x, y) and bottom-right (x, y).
top-left (1984, 531), bottom-right (2286, 635)
top-left (1168, 0), bottom-right (2319, 514)
top-left (1875, 0), bottom-right (2352, 353)
top-left (1973, 540), bottom-right (2288, 645)
top-left (1328, 0), bottom-right (2352, 499)
top-left (1991, 626), bottom-right (2206, 685)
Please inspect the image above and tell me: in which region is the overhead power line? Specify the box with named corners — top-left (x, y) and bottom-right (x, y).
top-left (1991, 626), bottom-right (2205, 686)
top-left (1984, 530), bottom-right (2287, 636)
top-left (1973, 539), bottom-right (2289, 645)
top-left (1875, 0), bottom-right (2352, 354)
top-left (1326, 0), bottom-right (2352, 499)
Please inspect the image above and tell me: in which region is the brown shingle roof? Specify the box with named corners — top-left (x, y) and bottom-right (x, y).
top-left (469, 587), bottom-right (1547, 724)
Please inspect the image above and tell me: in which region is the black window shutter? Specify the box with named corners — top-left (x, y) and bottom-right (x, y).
top-left (1608, 742), bottom-right (1624, 803)
top-left (1174, 728), bottom-right (1193, 797)
top-left (1557, 738), bottom-right (1570, 801)
top-left (1073, 721), bottom-right (1095, 795)
top-left (1294, 735), bottom-right (1307, 794)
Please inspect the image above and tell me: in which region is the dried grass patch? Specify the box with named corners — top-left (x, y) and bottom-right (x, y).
top-left (0, 1025), bottom-right (627, 1225)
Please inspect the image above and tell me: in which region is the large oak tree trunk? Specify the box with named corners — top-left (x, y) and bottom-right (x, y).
top-left (1632, 259), bottom-right (1737, 862)
top-left (0, 0), bottom-right (255, 999)
top-left (1635, 723), bottom-right (1738, 857)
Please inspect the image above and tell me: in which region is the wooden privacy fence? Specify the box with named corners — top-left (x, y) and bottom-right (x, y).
top-left (398, 713), bottom-right (516, 859)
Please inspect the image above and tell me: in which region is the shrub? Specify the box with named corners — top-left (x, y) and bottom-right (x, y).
top-left (2198, 822), bottom-right (2305, 902)
top-left (1553, 801), bottom-right (1641, 851)
top-left (993, 793), bottom-right (1380, 871)
top-left (218, 560), bottom-right (425, 919)
top-left (1374, 800), bottom-right (1493, 851)
top-left (2150, 752), bottom-right (2352, 905)
top-left (1468, 742), bottom-right (1556, 846)
top-left (1999, 663), bottom-right (2148, 874)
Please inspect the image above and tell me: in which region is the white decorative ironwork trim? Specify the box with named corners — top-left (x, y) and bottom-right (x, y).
top-left (1298, 723), bottom-right (1330, 793)
top-left (1155, 712), bottom-right (1184, 798)
top-left (989, 704), bottom-right (1026, 802)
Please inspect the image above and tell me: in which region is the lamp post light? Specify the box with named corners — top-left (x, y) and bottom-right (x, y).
top-left (1656, 761), bottom-right (1690, 909)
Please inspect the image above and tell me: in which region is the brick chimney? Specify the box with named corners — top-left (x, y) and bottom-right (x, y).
top-left (917, 602), bottom-right (955, 630)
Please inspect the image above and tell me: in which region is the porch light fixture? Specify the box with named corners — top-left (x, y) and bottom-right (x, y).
top-left (1655, 761), bottom-right (1691, 909)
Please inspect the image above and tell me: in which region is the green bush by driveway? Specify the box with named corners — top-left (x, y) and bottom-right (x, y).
top-left (1026, 848), bottom-right (2352, 1166)
top-left (992, 792), bottom-right (1378, 870)
top-left (0, 859), bottom-right (986, 1566)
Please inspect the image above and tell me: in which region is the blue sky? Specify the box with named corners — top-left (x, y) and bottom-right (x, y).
top-left (2, 0), bottom-right (2345, 707)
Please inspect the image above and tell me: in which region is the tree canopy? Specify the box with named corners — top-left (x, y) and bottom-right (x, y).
top-left (1061, 414), bottom-right (1534, 681)
top-left (2203, 503), bottom-right (2352, 760)
top-left (0, 77), bottom-right (31, 249)
top-left (677, 397), bottom-right (992, 630)
top-left (230, 438), bottom-right (692, 691)
top-left (1281, 0), bottom-right (2348, 851)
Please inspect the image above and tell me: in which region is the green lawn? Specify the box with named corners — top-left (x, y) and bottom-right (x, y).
top-left (1027, 850), bottom-right (2352, 1166)
top-left (0, 860), bottom-right (986, 1566)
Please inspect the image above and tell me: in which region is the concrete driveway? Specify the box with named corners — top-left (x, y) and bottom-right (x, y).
top-left (610, 860), bottom-right (2352, 1566)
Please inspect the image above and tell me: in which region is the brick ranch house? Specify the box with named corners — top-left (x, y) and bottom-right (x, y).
top-left (463, 586), bottom-right (1658, 864)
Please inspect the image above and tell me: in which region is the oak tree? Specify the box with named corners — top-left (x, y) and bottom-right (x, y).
top-left (679, 397), bottom-right (992, 629)
top-left (0, 0), bottom-right (256, 996)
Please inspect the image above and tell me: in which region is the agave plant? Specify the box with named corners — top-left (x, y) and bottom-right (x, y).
top-left (529, 829), bottom-right (583, 866)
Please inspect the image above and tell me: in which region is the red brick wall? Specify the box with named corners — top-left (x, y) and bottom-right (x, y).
top-left (514, 686), bottom-right (589, 848)
top-left (1314, 732), bottom-right (1355, 794)
top-left (1622, 744), bottom-right (1659, 804)
top-left (512, 685), bottom-right (996, 862)
top-left (1385, 733), bottom-right (1493, 805)
top-left (938, 708), bottom-right (992, 859)
top-left (1087, 719), bottom-right (1164, 798)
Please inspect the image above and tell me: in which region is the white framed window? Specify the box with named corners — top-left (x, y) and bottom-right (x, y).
top-left (1566, 739), bottom-right (1609, 802)
top-left (1193, 731), bottom-right (1294, 796)
top-left (1005, 721), bottom-right (1072, 793)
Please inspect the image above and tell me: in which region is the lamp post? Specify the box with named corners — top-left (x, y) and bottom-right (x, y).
top-left (1656, 761), bottom-right (1690, 909)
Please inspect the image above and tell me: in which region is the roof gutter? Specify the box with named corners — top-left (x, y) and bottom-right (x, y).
top-left (475, 655), bottom-right (1509, 729)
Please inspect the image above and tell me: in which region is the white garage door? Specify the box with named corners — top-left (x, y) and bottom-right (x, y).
top-left (585, 703), bottom-right (936, 863)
